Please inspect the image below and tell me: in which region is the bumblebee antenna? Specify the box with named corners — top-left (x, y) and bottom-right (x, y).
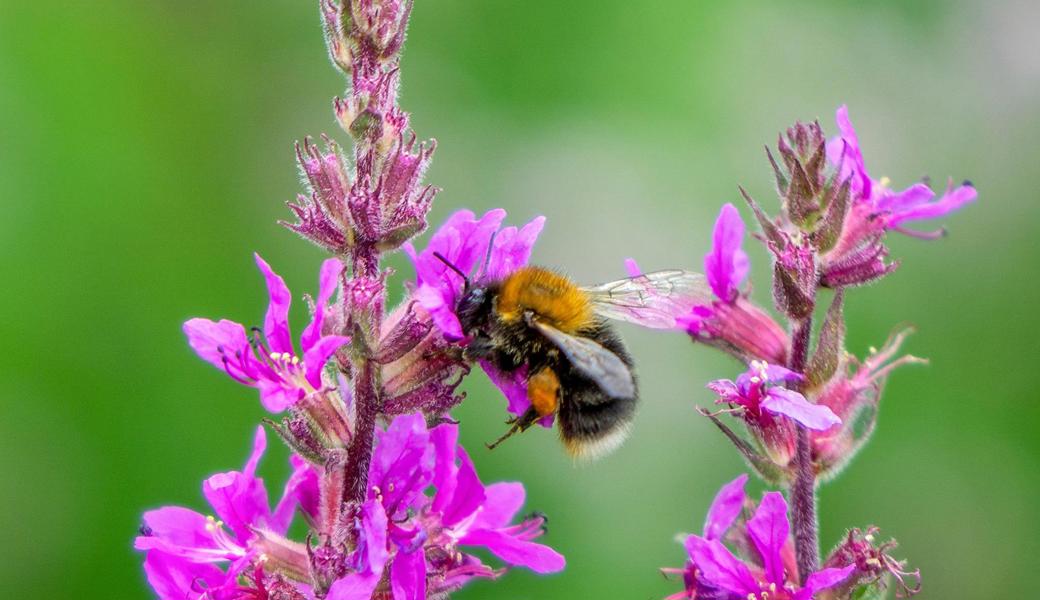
top-left (476, 230), bottom-right (498, 281)
top-left (433, 252), bottom-right (470, 290)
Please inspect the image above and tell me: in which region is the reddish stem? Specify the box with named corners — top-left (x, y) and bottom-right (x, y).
top-left (789, 317), bottom-right (819, 583)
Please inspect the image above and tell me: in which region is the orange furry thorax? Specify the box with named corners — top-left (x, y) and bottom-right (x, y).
top-left (494, 266), bottom-right (594, 333)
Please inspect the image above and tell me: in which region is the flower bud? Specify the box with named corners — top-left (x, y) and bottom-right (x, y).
top-left (770, 232), bottom-right (817, 320)
top-left (344, 0), bottom-right (413, 61)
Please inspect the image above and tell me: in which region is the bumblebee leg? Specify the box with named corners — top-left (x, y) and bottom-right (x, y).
top-left (486, 406), bottom-right (539, 450)
top-left (486, 368), bottom-right (560, 450)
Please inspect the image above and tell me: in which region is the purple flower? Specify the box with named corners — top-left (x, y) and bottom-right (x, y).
top-left (823, 106), bottom-right (977, 282)
top-left (677, 205), bottom-right (789, 365)
top-left (705, 203), bottom-right (750, 302)
top-left (183, 254), bottom-right (350, 412)
top-left (329, 414), bottom-right (564, 598)
top-left (403, 209), bottom-right (544, 340)
top-left (675, 477), bottom-right (854, 600)
top-left (710, 362), bottom-right (840, 432)
top-left (403, 209), bottom-right (546, 422)
top-left (136, 427), bottom-right (312, 599)
top-left (424, 421), bottom-right (565, 576)
top-left (708, 361), bottom-right (840, 467)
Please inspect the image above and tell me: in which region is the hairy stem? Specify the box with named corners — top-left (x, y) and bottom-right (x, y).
top-left (342, 357), bottom-right (378, 504)
top-left (341, 243), bottom-right (385, 506)
top-left (789, 317), bottom-right (819, 583)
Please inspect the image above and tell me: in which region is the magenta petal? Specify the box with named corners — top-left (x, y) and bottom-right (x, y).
top-left (143, 551), bottom-right (228, 600)
top-left (442, 447), bottom-right (486, 527)
top-left (707, 378), bottom-right (741, 404)
top-left (257, 380), bottom-right (301, 412)
top-left (795, 565), bottom-right (856, 600)
top-left (254, 254), bottom-right (294, 354)
top-left (703, 474), bottom-right (748, 540)
top-left (390, 547), bottom-right (427, 600)
top-left (747, 492), bottom-right (790, 587)
top-left (704, 203), bottom-right (749, 302)
top-left (136, 507), bottom-right (219, 557)
top-left (243, 425), bottom-right (266, 478)
top-left (413, 284), bottom-right (464, 340)
top-left (484, 215), bottom-right (545, 281)
top-left (273, 455), bottom-right (320, 533)
top-left (459, 529), bottom-right (565, 574)
top-left (301, 258), bottom-right (344, 351)
top-left (761, 388), bottom-right (841, 431)
top-left (875, 183), bottom-right (934, 214)
top-left (326, 572), bottom-right (383, 600)
top-left (762, 363), bottom-right (803, 384)
top-left (623, 257), bottom-right (641, 277)
top-left (183, 318), bottom-right (252, 376)
top-left (303, 335), bottom-right (350, 388)
top-left (890, 181), bottom-right (977, 225)
top-left (430, 424), bottom-right (459, 514)
top-left (471, 482), bottom-right (525, 530)
top-left (685, 535), bottom-right (758, 595)
top-left (202, 470), bottom-right (271, 542)
top-left (356, 498), bottom-right (389, 575)
top-left (831, 105), bottom-right (872, 200)
top-left (369, 414), bottom-right (432, 513)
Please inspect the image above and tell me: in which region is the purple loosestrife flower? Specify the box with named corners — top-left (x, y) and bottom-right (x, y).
top-left (707, 361), bottom-right (840, 468)
top-left (184, 255), bottom-right (350, 413)
top-left (669, 475), bottom-right (854, 600)
top-left (676, 204), bottom-right (790, 365)
top-left (402, 209), bottom-right (549, 424)
top-left (820, 106), bottom-right (977, 286)
top-left (319, 414), bottom-right (563, 599)
top-left (136, 427), bottom-right (313, 599)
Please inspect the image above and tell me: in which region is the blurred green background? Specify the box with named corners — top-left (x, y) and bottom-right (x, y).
top-left (2, 0), bottom-right (1037, 598)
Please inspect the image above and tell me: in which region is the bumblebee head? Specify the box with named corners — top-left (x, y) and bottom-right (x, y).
top-left (456, 286), bottom-right (492, 333)
top-left (432, 251), bottom-right (492, 334)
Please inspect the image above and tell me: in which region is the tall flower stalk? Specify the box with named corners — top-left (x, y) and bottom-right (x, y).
top-left (663, 109), bottom-right (974, 598)
top-left (137, 2), bottom-right (567, 598)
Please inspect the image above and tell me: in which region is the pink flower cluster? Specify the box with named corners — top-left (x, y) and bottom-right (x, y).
top-left (137, 416), bottom-right (562, 599)
top-left (135, 0), bottom-right (976, 598)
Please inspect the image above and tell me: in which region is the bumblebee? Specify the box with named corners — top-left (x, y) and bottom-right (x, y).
top-left (437, 255), bottom-right (709, 460)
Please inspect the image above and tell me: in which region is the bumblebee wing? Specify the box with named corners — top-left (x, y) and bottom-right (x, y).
top-left (530, 320), bottom-right (635, 400)
top-left (581, 270), bottom-right (713, 329)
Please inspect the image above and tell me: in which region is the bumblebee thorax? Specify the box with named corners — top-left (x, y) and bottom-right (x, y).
top-left (495, 266), bottom-right (593, 333)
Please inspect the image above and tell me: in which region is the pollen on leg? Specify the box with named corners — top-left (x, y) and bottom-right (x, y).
top-left (528, 368), bottom-right (560, 417)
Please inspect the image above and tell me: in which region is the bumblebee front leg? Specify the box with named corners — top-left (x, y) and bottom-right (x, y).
top-left (486, 367), bottom-right (560, 450)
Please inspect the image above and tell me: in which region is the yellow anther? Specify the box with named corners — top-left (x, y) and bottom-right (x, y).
top-left (750, 376), bottom-right (761, 384)
top-left (281, 352), bottom-right (292, 362)
top-left (291, 355), bottom-right (300, 366)
top-left (864, 533), bottom-right (875, 543)
top-left (868, 346), bottom-right (878, 354)
top-left (866, 557), bottom-right (882, 567)
top-left (769, 583), bottom-right (777, 592)
top-left (269, 351), bottom-right (281, 361)
top-left (879, 176), bottom-right (891, 188)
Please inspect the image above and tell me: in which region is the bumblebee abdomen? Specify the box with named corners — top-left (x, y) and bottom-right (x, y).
top-left (496, 266), bottom-right (594, 334)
